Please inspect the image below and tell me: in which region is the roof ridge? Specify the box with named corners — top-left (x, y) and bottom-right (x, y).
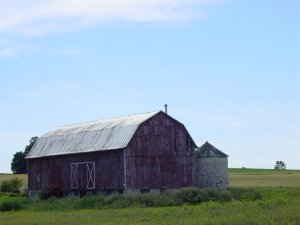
top-left (27, 110), bottom-right (166, 158)
top-left (59, 110), bottom-right (161, 128)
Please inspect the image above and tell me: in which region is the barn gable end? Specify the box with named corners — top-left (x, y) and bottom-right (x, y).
top-left (125, 112), bottom-right (197, 191)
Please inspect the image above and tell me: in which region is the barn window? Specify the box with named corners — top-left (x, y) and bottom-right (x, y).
top-left (36, 175), bottom-right (40, 183)
top-left (140, 188), bottom-right (150, 193)
top-left (36, 175), bottom-right (41, 190)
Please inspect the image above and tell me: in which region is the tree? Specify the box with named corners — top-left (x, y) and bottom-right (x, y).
top-left (274, 161), bottom-right (286, 170)
top-left (24, 136), bottom-right (38, 155)
top-left (11, 152), bottom-right (27, 174)
top-left (11, 136), bottom-right (38, 174)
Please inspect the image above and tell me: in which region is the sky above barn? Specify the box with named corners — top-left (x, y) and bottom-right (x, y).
top-left (0, 0), bottom-right (299, 172)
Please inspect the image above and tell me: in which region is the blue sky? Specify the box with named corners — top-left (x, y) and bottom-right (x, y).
top-left (0, 0), bottom-right (299, 172)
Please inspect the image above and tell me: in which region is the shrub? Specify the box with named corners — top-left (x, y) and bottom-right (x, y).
top-left (9, 193), bottom-right (26, 197)
top-left (173, 188), bottom-right (233, 205)
top-left (230, 188), bottom-right (262, 201)
top-left (0, 180), bottom-right (12, 192)
top-left (80, 195), bottom-right (104, 209)
top-left (18, 187), bottom-right (265, 211)
top-left (0, 178), bottom-right (24, 193)
top-left (10, 178), bottom-right (24, 190)
top-left (175, 188), bottom-right (202, 204)
top-left (0, 200), bottom-right (23, 211)
top-left (217, 190), bottom-right (233, 201)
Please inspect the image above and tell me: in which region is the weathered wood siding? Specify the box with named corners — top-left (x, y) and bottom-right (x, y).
top-left (28, 150), bottom-right (124, 192)
top-left (125, 112), bottom-right (196, 190)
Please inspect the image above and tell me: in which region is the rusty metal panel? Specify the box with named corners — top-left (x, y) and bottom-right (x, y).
top-left (27, 111), bottom-right (160, 159)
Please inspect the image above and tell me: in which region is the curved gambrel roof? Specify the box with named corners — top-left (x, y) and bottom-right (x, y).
top-left (27, 111), bottom-right (161, 159)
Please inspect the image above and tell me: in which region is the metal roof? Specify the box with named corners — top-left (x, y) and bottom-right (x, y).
top-left (195, 142), bottom-right (228, 158)
top-left (27, 111), bottom-right (160, 159)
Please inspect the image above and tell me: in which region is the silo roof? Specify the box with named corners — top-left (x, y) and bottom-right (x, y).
top-left (195, 141), bottom-right (228, 157)
top-left (26, 111), bottom-right (160, 159)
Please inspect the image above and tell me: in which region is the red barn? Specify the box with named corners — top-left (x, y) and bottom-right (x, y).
top-left (26, 111), bottom-right (197, 198)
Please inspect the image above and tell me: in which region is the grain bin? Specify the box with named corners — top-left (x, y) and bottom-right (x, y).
top-left (195, 142), bottom-right (229, 189)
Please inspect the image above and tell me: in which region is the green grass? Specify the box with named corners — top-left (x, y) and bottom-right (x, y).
top-left (229, 168), bottom-right (300, 174)
top-left (0, 187), bottom-right (299, 225)
top-left (0, 188), bottom-right (261, 212)
top-left (229, 168), bottom-right (300, 187)
top-left (0, 169), bottom-right (300, 224)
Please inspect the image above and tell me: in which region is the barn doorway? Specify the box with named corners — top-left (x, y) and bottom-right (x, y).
top-left (71, 162), bottom-right (95, 190)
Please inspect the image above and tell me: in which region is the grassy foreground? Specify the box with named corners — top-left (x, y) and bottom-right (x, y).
top-left (0, 169), bottom-right (300, 225)
top-left (0, 187), bottom-right (299, 225)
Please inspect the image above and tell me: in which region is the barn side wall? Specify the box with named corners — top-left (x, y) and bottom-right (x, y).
top-left (196, 157), bottom-right (228, 189)
top-left (27, 150), bottom-right (124, 193)
top-left (125, 112), bottom-right (196, 191)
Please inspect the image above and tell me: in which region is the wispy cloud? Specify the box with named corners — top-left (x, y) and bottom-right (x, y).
top-left (0, 0), bottom-right (224, 36)
top-left (60, 48), bottom-right (82, 56)
top-left (0, 46), bottom-right (23, 58)
top-left (21, 80), bottom-right (81, 98)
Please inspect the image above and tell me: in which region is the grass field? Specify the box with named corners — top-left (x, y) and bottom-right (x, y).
top-left (229, 168), bottom-right (300, 187)
top-left (2, 168), bottom-right (299, 191)
top-left (0, 169), bottom-right (299, 225)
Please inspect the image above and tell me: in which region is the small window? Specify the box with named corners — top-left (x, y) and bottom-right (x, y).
top-left (140, 188), bottom-right (150, 193)
top-left (36, 175), bottom-right (40, 183)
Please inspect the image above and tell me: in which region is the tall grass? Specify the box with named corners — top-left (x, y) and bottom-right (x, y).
top-left (0, 187), bottom-right (267, 212)
top-left (1, 187), bottom-right (299, 225)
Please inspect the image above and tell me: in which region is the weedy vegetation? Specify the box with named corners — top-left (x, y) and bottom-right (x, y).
top-left (0, 169), bottom-right (299, 225)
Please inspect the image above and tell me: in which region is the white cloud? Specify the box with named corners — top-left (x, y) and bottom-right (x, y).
top-left (0, 0), bottom-right (224, 35)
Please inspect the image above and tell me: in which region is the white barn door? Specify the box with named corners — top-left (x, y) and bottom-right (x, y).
top-left (87, 162), bottom-right (95, 189)
top-left (71, 163), bottom-right (79, 189)
top-left (71, 162), bottom-right (95, 190)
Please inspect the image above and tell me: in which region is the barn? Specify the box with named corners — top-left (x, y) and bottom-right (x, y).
top-left (195, 142), bottom-right (229, 189)
top-left (26, 111), bottom-right (197, 198)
